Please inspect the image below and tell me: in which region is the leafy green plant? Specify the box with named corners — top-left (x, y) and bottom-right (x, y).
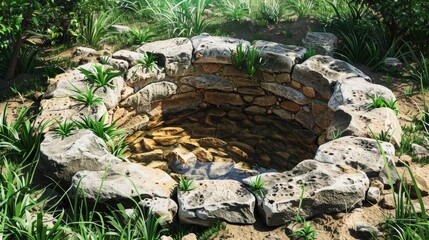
top-left (137, 52), bottom-right (159, 71)
top-left (245, 46), bottom-right (264, 80)
top-left (249, 175), bottom-right (265, 196)
top-left (75, 114), bottom-right (124, 142)
top-left (230, 43), bottom-right (247, 70)
top-left (331, 129), bottom-right (346, 140)
top-left (367, 95), bottom-right (399, 115)
top-left (290, 185), bottom-right (318, 240)
top-left (303, 48), bottom-right (316, 61)
top-left (285, 0), bottom-right (314, 17)
top-left (69, 83), bottom-right (103, 107)
top-left (99, 56), bottom-right (111, 65)
top-left (54, 120), bottom-right (76, 139)
top-left (403, 86), bottom-right (415, 97)
top-left (107, 203), bottom-right (167, 240)
top-left (77, 12), bottom-right (116, 48)
top-left (221, 0), bottom-right (249, 22)
top-left (79, 65), bottom-right (123, 88)
top-left (377, 130), bottom-right (393, 142)
top-left (129, 27), bottom-right (155, 45)
top-left (178, 177), bottom-right (196, 192)
top-left (107, 137), bottom-right (129, 161)
top-left (258, 0), bottom-right (282, 24)
top-left (372, 131), bottom-right (429, 239)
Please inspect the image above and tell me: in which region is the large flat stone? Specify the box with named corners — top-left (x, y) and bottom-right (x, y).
top-left (203, 92), bottom-right (244, 106)
top-left (137, 37), bottom-right (193, 77)
top-left (261, 82), bottom-right (309, 105)
top-left (180, 74), bottom-right (233, 91)
top-left (178, 180), bottom-right (256, 226)
top-left (40, 130), bottom-right (122, 182)
top-left (254, 40), bottom-right (306, 73)
top-left (192, 34), bottom-right (251, 64)
top-left (243, 160), bottom-right (369, 226)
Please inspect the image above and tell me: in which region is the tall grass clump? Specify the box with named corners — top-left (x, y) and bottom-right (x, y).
top-left (371, 132), bottom-right (429, 239)
top-left (77, 12), bottom-right (117, 48)
top-left (145, 0), bottom-right (209, 37)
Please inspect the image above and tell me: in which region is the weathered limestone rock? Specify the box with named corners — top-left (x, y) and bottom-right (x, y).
top-left (122, 81), bottom-right (177, 114)
top-left (107, 58), bottom-right (129, 71)
top-left (180, 74), bottom-right (233, 91)
top-left (412, 143), bottom-right (429, 160)
top-left (125, 65), bottom-right (165, 91)
top-left (192, 34), bottom-right (251, 64)
top-left (243, 160), bottom-right (369, 226)
top-left (366, 186), bottom-right (381, 203)
top-left (261, 82), bottom-right (309, 105)
top-left (178, 180), bottom-right (256, 226)
top-left (315, 136), bottom-right (397, 183)
top-left (73, 47), bottom-right (96, 56)
top-left (302, 32), bottom-right (338, 55)
top-left (44, 71), bottom-right (124, 109)
top-left (71, 162), bottom-right (176, 202)
top-left (40, 130), bottom-right (122, 182)
top-left (292, 55), bottom-right (369, 99)
top-left (273, 109), bottom-right (294, 121)
top-left (254, 40), bottom-right (306, 73)
top-left (140, 197), bottom-right (178, 225)
top-left (137, 38), bottom-right (193, 77)
top-left (112, 50), bottom-right (145, 66)
top-left (35, 97), bottom-right (107, 130)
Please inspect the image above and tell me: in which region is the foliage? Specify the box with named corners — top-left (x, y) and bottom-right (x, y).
top-left (257, 0), bottom-right (282, 24)
top-left (75, 114), bottom-right (124, 142)
top-left (249, 175), bottom-right (265, 196)
top-left (107, 203), bottom-right (167, 240)
top-left (376, 130), bottom-right (393, 143)
top-left (331, 129), bottom-right (346, 140)
top-left (79, 65), bottom-right (123, 88)
top-left (220, 0), bottom-right (250, 22)
top-left (372, 134), bottom-right (429, 239)
top-left (303, 48), bottom-right (316, 61)
top-left (0, 105), bottom-right (47, 162)
top-left (137, 52), bottom-right (159, 72)
top-left (245, 46), bottom-right (264, 80)
top-left (367, 95), bottom-right (399, 115)
top-left (178, 177), bottom-right (196, 192)
top-left (107, 137), bottom-right (129, 161)
top-left (76, 12), bottom-right (116, 48)
top-left (69, 82), bottom-right (104, 107)
top-left (230, 43), bottom-right (247, 70)
top-left (54, 119), bottom-right (76, 139)
top-left (145, 0), bottom-right (209, 37)
top-left (290, 185), bottom-right (318, 240)
top-left (284, 0), bottom-right (315, 18)
top-left (129, 27), bottom-right (155, 45)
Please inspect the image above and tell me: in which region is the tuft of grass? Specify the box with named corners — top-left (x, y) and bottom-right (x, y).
top-left (377, 130), bottom-right (393, 143)
top-left (285, 0), bottom-right (315, 18)
top-left (290, 185), bottom-right (318, 240)
top-left (249, 175), bottom-right (265, 196)
top-left (178, 177), bottom-right (196, 192)
top-left (136, 52), bottom-right (159, 72)
top-left (78, 12), bottom-right (117, 48)
top-left (75, 114), bottom-right (124, 142)
top-left (331, 129), bottom-right (346, 140)
top-left (245, 46), bottom-right (264, 80)
top-left (303, 47), bottom-right (316, 61)
top-left (367, 95), bottom-right (399, 115)
top-left (129, 28), bottom-right (155, 45)
top-left (69, 82), bottom-right (104, 107)
top-left (230, 43), bottom-right (247, 70)
top-left (107, 137), bottom-right (129, 161)
top-left (257, 0), bottom-right (282, 24)
top-left (79, 65), bottom-right (123, 88)
top-left (54, 120), bottom-right (76, 139)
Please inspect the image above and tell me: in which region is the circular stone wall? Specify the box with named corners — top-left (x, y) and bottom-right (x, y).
top-left (35, 34), bottom-right (403, 228)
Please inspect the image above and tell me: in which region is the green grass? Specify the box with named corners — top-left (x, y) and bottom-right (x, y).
top-left (178, 177), bottom-right (196, 192)
top-left (79, 65), bottom-right (123, 88)
top-left (249, 175), bottom-right (265, 196)
top-left (367, 95), bottom-right (399, 115)
top-left (69, 82), bottom-right (104, 107)
top-left (75, 114), bottom-right (124, 142)
top-left (54, 119), bottom-right (76, 139)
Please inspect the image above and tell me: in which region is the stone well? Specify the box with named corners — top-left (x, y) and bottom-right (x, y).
top-left (36, 34), bottom-right (402, 227)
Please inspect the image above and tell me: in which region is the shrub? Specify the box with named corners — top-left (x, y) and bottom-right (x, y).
top-left (54, 120), bottom-right (76, 139)
top-left (77, 12), bottom-right (116, 48)
top-left (257, 0), bottom-right (282, 24)
top-left (136, 53), bottom-right (159, 72)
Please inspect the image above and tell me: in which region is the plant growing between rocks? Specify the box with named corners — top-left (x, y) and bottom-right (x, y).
top-left (290, 185), bottom-right (318, 240)
top-left (245, 46), bottom-right (264, 80)
top-left (75, 114), bottom-right (124, 143)
top-left (79, 65), bottom-right (123, 88)
top-left (366, 95), bottom-right (399, 115)
top-left (69, 82), bottom-right (104, 107)
top-left (178, 177), bottom-right (196, 192)
top-left (249, 175), bottom-right (265, 196)
top-left (129, 27), bottom-right (155, 45)
top-left (137, 52), bottom-right (159, 72)
top-left (230, 43), bottom-right (247, 70)
top-left (54, 119), bottom-right (76, 139)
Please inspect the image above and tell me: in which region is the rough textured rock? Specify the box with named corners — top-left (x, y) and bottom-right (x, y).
top-left (412, 143), bottom-right (429, 160)
top-left (192, 34), bottom-right (251, 64)
top-left (137, 37), bottom-right (193, 77)
top-left (203, 92), bottom-right (244, 106)
top-left (292, 55), bottom-right (369, 99)
top-left (254, 40), bottom-right (306, 73)
top-left (40, 130), bottom-right (122, 182)
top-left (315, 136), bottom-right (396, 182)
top-left (44, 71), bottom-right (124, 109)
top-left (112, 50), bottom-right (145, 66)
top-left (71, 162), bottom-right (176, 202)
top-left (74, 47), bottom-right (96, 56)
top-left (243, 160), bottom-right (369, 226)
top-left (366, 186), bottom-right (381, 203)
top-left (140, 197), bottom-right (178, 225)
top-left (125, 65), bottom-right (165, 91)
top-left (35, 97), bottom-right (107, 131)
top-left (261, 82), bottom-right (309, 105)
top-left (177, 180), bottom-right (256, 226)
top-left (303, 32), bottom-right (338, 55)
top-left (107, 58), bottom-right (129, 71)
top-left (122, 81), bottom-right (177, 113)
top-left (180, 74), bottom-right (233, 91)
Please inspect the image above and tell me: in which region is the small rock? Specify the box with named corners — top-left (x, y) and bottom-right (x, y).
top-left (366, 186), bottom-right (381, 203)
top-left (353, 221), bottom-right (380, 238)
top-left (181, 233), bottom-right (197, 240)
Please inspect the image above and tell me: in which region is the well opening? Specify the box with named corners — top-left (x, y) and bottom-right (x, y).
top-left (126, 106), bottom-right (319, 177)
